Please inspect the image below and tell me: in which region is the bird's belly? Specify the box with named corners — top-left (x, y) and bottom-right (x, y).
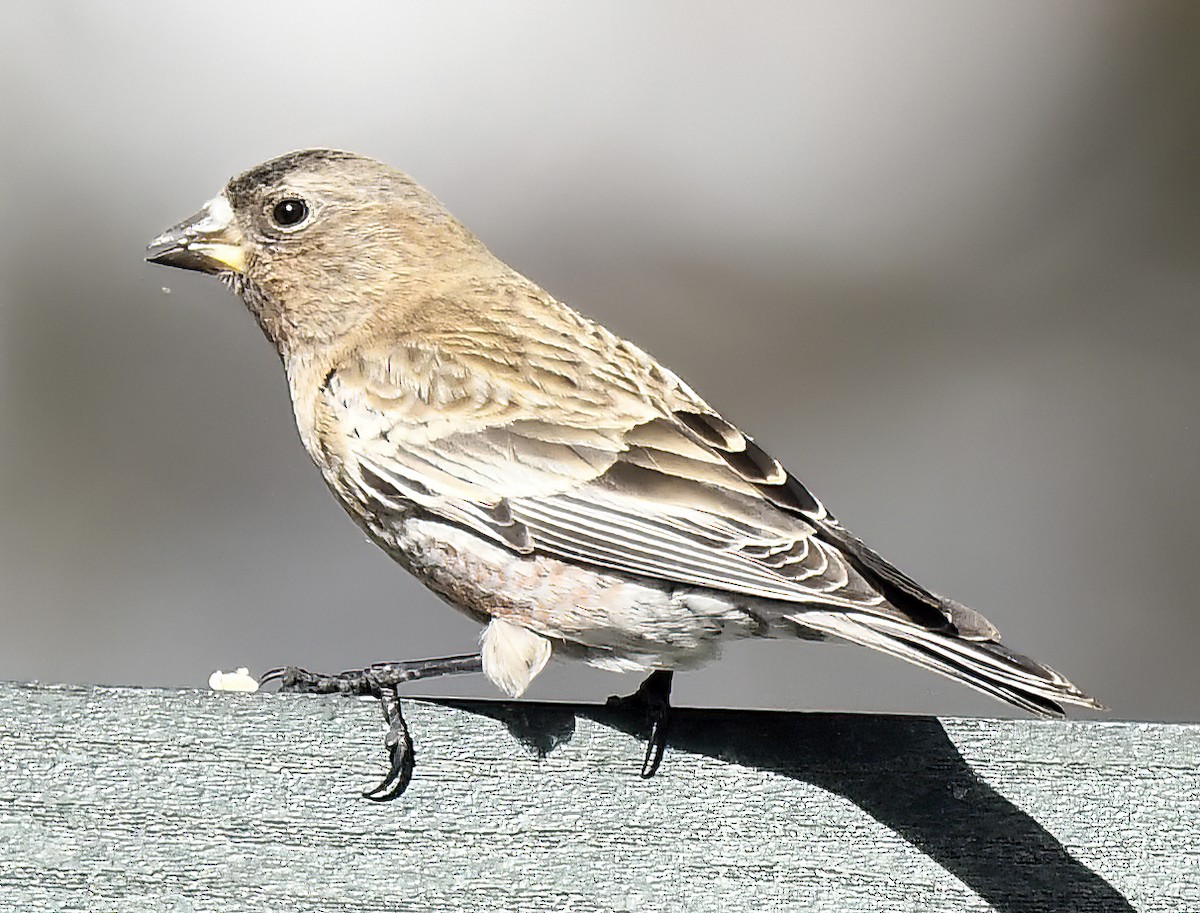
top-left (370, 514), bottom-right (761, 670)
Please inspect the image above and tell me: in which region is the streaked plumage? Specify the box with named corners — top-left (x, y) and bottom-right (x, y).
top-left (148, 149), bottom-right (1100, 718)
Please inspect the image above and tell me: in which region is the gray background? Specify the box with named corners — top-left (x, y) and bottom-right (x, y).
top-left (1, 1), bottom-right (1196, 721)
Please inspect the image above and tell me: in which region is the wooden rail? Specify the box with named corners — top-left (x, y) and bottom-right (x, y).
top-left (0, 682), bottom-right (1194, 912)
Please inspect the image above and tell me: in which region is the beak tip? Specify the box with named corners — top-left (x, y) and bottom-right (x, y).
top-left (146, 198), bottom-right (246, 275)
top-left (146, 229), bottom-right (184, 267)
top-left (145, 243), bottom-right (177, 267)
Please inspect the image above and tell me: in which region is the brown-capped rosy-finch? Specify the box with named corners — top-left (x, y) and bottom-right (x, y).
top-left (148, 149), bottom-right (1100, 799)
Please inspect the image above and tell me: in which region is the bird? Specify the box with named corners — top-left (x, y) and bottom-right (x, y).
top-left (148, 149), bottom-right (1101, 798)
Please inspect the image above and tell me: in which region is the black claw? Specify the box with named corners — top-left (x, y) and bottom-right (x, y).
top-left (363, 686), bottom-right (415, 802)
top-left (639, 671), bottom-right (673, 778)
top-left (641, 714), bottom-right (668, 779)
top-left (260, 665), bottom-right (370, 694)
top-left (260, 665), bottom-right (321, 690)
top-left (609, 670), bottom-right (674, 779)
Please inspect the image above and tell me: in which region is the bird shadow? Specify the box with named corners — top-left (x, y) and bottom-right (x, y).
top-left (430, 697), bottom-right (1133, 913)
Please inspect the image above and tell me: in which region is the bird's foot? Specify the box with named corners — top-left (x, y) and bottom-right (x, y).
top-left (362, 684), bottom-right (415, 802)
top-left (260, 653), bottom-right (484, 695)
top-left (606, 670), bottom-right (673, 779)
top-left (259, 654), bottom-right (484, 800)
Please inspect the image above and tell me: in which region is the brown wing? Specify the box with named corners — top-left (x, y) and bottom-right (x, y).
top-left (321, 327), bottom-right (965, 628)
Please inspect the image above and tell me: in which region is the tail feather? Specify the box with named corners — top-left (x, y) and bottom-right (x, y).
top-left (792, 610), bottom-right (1103, 717)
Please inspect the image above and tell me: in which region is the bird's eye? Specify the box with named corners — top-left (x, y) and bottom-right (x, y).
top-left (271, 198), bottom-right (309, 227)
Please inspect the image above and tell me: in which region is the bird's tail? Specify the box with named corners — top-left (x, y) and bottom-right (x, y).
top-left (792, 610), bottom-right (1103, 717)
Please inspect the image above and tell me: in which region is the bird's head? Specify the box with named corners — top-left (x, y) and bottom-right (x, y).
top-left (147, 149), bottom-right (490, 351)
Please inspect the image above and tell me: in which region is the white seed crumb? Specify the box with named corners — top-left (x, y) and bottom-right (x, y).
top-left (209, 667), bottom-right (259, 692)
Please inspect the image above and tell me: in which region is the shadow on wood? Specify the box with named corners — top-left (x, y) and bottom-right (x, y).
top-left (442, 699), bottom-right (1134, 913)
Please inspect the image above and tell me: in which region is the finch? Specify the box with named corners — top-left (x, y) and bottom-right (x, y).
top-left (148, 149), bottom-right (1099, 745)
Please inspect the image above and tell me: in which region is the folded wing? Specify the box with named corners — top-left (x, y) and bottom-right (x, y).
top-left (321, 338), bottom-right (968, 628)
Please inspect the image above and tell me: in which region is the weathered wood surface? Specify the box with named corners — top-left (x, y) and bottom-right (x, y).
top-left (0, 683), bottom-right (1195, 912)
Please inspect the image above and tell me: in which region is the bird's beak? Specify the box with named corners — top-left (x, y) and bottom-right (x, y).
top-left (146, 194), bottom-right (247, 275)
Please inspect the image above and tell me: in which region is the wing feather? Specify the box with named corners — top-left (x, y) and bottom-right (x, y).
top-left (320, 337), bottom-right (953, 625)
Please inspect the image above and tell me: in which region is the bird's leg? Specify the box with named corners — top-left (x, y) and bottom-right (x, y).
top-left (260, 654), bottom-right (484, 800)
top-left (606, 670), bottom-right (674, 779)
top-left (260, 653), bottom-right (484, 695)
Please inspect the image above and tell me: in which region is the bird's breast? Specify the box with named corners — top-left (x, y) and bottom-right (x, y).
top-left (285, 351), bottom-right (340, 469)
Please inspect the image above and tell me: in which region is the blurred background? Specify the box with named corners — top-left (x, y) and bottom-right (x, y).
top-left (1, 1), bottom-right (1196, 721)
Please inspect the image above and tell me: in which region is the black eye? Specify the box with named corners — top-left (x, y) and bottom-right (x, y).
top-left (272, 198), bottom-right (309, 227)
